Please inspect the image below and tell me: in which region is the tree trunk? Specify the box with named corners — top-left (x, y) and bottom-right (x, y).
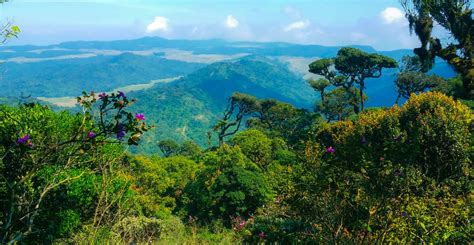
top-left (461, 70), bottom-right (473, 99)
top-left (395, 93), bottom-right (401, 105)
top-left (359, 82), bottom-right (365, 112)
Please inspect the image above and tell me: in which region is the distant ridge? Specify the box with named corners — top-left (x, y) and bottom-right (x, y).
top-left (1, 36), bottom-right (412, 59)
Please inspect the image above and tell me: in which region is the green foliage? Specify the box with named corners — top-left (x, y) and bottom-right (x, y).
top-left (395, 71), bottom-right (445, 103)
top-left (399, 92), bottom-right (472, 180)
top-left (247, 99), bottom-right (319, 147)
top-left (394, 55), bottom-right (446, 103)
top-left (213, 92), bottom-right (261, 145)
top-left (0, 54), bottom-right (203, 98)
top-left (129, 155), bottom-right (202, 218)
top-left (158, 139), bottom-right (180, 157)
top-left (183, 145), bottom-right (274, 224)
top-left (309, 47), bottom-right (397, 111)
top-left (400, 0), bottom-right (473, 97)
top-left (289, 91), bottom-right (472, 243)
top-left (0, 91), bottom-right (150, 243)
top-left (231, 129), bottom-right (273, 168)
top-left (315, 87), bottom-right (364, 122)
top-left (112, 216), bottom-right (185, 244)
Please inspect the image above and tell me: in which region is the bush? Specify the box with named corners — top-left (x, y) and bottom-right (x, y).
top-left (112, 216), bottom-right (185, 243)
top-left (292, 92), bottom-right (473, 243)
top-left (399, 92), bottom-right (472, 180)
top-left (183, 145), bottom-right (274, 224)
top-left (231, 129), bottom-right (273, 168)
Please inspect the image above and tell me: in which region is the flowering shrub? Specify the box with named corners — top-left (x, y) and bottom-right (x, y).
top-left (289, 92), bottom-right (472, 243)
top-left (0, 91), bottom-right (151, 243)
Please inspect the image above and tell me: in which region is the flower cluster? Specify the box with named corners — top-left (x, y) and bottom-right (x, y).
top-left (75, 91), bottom-right (152, 146)
top-left (326, 146), bottom-right (335, 154)
top-left (17, 134), bottom-right (33, 147)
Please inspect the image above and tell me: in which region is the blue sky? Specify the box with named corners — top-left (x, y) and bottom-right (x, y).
top-left (0, 0), bottom-right (422, 50)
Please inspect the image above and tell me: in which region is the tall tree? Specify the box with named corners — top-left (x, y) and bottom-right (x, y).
top-left (395, 55), bottom-right (445, 104)
top-left (308, 78), bottom-right (331, 103)
top-left (309, 47), bottom-right (397, 112)
top-left (213, 92), bottom-right (260, 146)
top-left (315, 87), bottom-right (364, 122)
top-left (395, 71), bottom-right (445, 103)
top-left (400, 0), bottom-right (473, 98)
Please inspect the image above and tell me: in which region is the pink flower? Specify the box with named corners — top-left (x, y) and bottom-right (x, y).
top-left (98, 92), bottom-right (107, 100)
top-left (87, 131), bottom-right (96, 139)
top-left (259, 231), bottom-right (266, 239)
top-left (135, 113), bottom-right (145, 121)
top-left (326, 146), bottom-right (335, 154)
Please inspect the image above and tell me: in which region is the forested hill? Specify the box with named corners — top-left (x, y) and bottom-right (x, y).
top-left (128, 55), bottom-right (316, 152)
top-left (0, 53), bottom-right (204, 97)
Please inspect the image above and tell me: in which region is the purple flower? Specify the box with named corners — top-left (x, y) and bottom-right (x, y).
top-left (17, 134), bottom-right (30, 144)
top-left (116, 123), bottom-right (126, 139)
top-left (98, 92), bottom-right (107, 100)
top-left (259, 231), bottom-right (266, 239)
top-left (87, 131), bottom-right (96, 139)
top-left (117, 91), bottom-right (126, 99)
top-left (326, 146), bottom-right (335, 154)
top-left (135, 113), bottom-right (145, 121)
top-left (360, 136), bottom-right (366, 145)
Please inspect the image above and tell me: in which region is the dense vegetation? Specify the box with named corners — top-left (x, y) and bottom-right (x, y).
top-left (1, 88), bottom-right (471, 244)
top-left (0, 0), bottom-right (472, 243)
top-left (0, 53), bottom-right (203, 97)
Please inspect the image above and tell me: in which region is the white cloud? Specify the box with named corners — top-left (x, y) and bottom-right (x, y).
top-left (146, 16), bottom-right (170, 33)
top-left (284, 20), bottom-right (310, 32)
top-left (225, 15), bottom-right (239, 28)
top-left (380, 7), bottom-right (405, 24)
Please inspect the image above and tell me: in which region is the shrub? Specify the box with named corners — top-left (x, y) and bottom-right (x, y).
top-left (399, 92), bottom-right (472, 180)
top-left (183, 145), bottom-right (274, 224)
top-left (231, 129), bottom-right (273, 168)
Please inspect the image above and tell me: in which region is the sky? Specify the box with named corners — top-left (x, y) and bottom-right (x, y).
top-left (0, 0), bottom-right (425, 50)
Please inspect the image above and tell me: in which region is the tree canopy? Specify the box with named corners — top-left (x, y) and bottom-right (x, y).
top-left (309, 47), bottom-right (397, 112)
top-left (400, 0), bottom-right (473, 98)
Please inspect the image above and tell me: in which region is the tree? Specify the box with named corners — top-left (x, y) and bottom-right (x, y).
top-left (246, 100), bottom-right (317, 147)
top-left (309, 47), bottom-right (397, 111)
top-left (213, 92), bottom-right (261, 146)
top-left (395, 71), bottom-right (444, 103)
top-left (182, 145), bottom-right (273, 224)
top-left (400, 0), bottom-right (473, 98)
top-left (315, 87), bottom-right (364, 122)
top-left (308, 78), bottom-right (331, 103)
top-left (394, 56), bottom-right (445, 104)
top-left (158, 140), bottom-right (180, 157)
top-left (231, 129), bottom-right (273, 168)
